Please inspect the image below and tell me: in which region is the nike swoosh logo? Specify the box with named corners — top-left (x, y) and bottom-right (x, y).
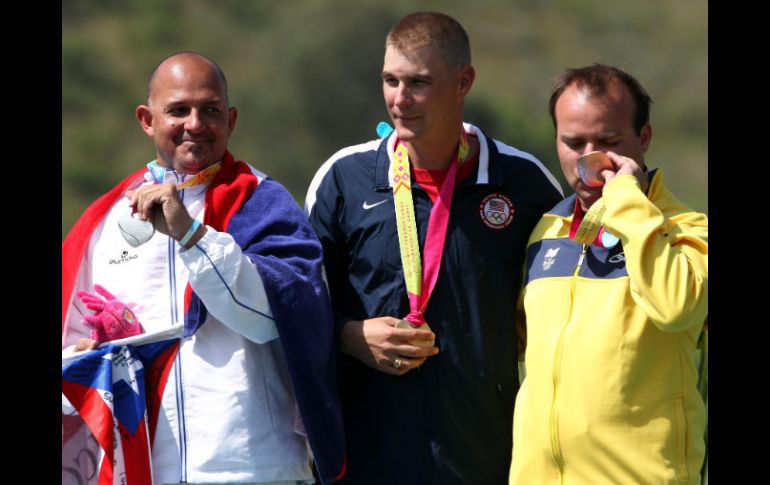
top-left (362, 199), bottom-right (388, 210)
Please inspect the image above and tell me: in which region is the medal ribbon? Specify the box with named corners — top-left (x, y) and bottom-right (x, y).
top-left (391, 130), bottom-right (470, 327)
top-left (146, 160), bottom-right (222, 189)
top-left (572, 198), bottom-right (606, 245)
top-left (571, 197), bottom-right (619, 248)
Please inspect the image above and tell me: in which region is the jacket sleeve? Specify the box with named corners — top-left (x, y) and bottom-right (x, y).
top-left (601, 173), bottom-right (708, 332)
top-left (179, 228), bottom-right (278, 343)
top-left (305, 163), bottom-right (356, 342)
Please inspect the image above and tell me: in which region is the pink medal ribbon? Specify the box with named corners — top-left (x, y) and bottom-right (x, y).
top-left (391, 129), bottom-right (469, 327)
top-left (403, 159), bottom-right (460, 326)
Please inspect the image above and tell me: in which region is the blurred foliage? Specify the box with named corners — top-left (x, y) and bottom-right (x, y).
top-left (63, 0), bottom-right (707, 238)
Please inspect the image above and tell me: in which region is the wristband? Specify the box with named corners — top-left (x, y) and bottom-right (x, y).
top-left (179, 219), bottom-right (201, 247)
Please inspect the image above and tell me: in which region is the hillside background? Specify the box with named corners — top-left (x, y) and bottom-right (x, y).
top-left (63, 0), bottom-right (707, 238)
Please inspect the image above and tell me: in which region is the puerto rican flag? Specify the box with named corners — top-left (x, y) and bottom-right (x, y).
top-left (62, 331), bottom-right (180, 485)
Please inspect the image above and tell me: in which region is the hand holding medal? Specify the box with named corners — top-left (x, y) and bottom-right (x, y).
top-left (117, 161), bottom-right (217, 248)
top-left (394, 319), bottom-right (436, 347)
top-left (573, 151), bottom-right (646, 248)
top-left (577, 151), bottom-right (613, 187)
top-left (338, 317), bottom-right (438, 375)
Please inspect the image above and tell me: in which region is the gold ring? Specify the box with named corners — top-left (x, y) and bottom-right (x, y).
top-left (393, 358), bottom-right (404, 369)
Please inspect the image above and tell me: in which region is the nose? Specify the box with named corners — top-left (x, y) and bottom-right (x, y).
top-left (583, 142), bottom-right (597, 154)
top-left (394, 83), bottom-right (413, 108)
top-left (185, 108), bottom-right (204, 133)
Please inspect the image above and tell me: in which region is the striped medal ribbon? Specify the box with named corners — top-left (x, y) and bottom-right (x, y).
top-left (572, 198), bottom-right (619, 248)
top-left (573, 199), bottom-right (606, 245)
top-left (391, 129), bottom-right (470, 329)
top-left (146, 160), bottom-right (222, 189)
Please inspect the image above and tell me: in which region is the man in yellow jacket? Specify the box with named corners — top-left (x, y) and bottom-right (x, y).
top-left (509, 64), bottom-right (707, 484)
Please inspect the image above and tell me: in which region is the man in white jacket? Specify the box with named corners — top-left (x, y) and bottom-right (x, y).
top-left (62, 52), bottom-right (346, 485)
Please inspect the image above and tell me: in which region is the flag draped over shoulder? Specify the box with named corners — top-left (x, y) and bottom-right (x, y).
top-left (62, 153), bottom-right (347, 483)
top-left (62, 330), bottom-right (180, 485)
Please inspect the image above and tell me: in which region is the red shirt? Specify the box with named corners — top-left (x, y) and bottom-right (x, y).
top-left (410, 140), bottom-right (480, 203)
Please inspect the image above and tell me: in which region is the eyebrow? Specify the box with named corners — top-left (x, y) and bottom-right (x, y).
top-left (598, 131), bottom-right (623, 139)
top-left (164, 98), bottom-right (224, 107)
top-left (381, 72), bottom-right (433, 83)
top-left (560, 131), bottom-right (623, 142)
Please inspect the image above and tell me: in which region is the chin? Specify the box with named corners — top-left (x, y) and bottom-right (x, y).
top-left (394, 117), bottom-right (424, 135)
top-left (581, 194), bottom-right (602, 209)
top-left (395, 125), bottom-right (422, 142)
top-left (175, 159), bottom-right (210, 174)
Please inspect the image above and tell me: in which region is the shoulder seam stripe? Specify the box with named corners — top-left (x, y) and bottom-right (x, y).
top-left (494, 141), bottom-right (564, 196)
top-left (305, 139), bottom-right (381, 214)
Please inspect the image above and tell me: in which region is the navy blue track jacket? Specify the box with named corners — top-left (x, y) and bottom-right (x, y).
top-left (306, 123), bottom-right (563, 485)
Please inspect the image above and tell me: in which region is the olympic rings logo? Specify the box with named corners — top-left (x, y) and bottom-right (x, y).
top-left (479, 193), bottom-right (514, 230)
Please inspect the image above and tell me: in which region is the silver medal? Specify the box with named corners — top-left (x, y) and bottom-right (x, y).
top-left (117, 212), bottom-right (155, 247)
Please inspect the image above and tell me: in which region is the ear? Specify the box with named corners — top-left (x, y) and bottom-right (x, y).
top-left (639, 122), bottom-right (652, 153)
top-left (458, 65), bottom-right (475, 97)
top-left (136, 105), bottom-right (154, 137)
top-left (227, 106), bottom-right (238, 133)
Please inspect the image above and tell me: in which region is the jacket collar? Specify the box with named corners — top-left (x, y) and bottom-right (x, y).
top-left (372, 122), bottom-right (499, 192)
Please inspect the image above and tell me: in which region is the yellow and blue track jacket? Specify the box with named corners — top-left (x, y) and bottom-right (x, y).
top-left (509, 169), bottom-right (708, 485)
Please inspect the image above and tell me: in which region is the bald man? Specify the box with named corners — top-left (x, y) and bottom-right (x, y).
top-left (62, 52), bottom-right (346, 484)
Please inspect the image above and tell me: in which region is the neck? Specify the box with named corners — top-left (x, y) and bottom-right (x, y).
top-left (577, 194), bottom-right (598, 213)
top-left (404, 127), bottom-right (475, 171)
top-left (405, 141), bottom-right (455, 170)
top-left (156, 158), bottom-right (220, 175)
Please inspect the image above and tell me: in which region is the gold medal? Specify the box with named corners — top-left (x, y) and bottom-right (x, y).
top-left (395, 319), bottom-right (435, 347)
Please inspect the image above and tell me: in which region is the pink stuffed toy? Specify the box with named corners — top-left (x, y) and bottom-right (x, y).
top-left (76, 284), bottom-right (144, 342)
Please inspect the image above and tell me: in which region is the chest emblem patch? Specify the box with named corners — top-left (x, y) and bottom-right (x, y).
top-left (479, 193), bottom-right (515, 230)
top-left (543, 247), bottom-right (560, 270)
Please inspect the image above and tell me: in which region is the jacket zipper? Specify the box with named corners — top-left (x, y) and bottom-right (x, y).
top-left (170, 181), bottom-right (188, 482)
top-left (549, 244), bottom-right (587, 483)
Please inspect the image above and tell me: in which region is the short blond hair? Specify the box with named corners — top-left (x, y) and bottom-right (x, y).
top-left (386, 11), bottom-right (471, 68)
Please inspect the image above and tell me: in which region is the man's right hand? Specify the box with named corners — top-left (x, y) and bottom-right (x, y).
top-left (339, 317), bottom-right (439, 376)
top-left (126, 184), bottom-right (205, 245)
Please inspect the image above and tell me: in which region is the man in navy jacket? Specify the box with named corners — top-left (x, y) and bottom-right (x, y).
top-left (306, 12), bottom-right (562, 485)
